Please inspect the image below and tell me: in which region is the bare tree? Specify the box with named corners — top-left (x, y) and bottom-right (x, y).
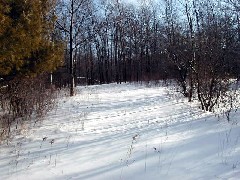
top-left (55, 0), bottom-right (93, 96)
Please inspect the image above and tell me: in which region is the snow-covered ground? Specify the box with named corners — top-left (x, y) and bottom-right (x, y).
top-left (0, 82), bottom-right (240, 180)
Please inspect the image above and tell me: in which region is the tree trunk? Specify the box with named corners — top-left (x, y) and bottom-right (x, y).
top-left (69, 0), bottom-right (74, 96)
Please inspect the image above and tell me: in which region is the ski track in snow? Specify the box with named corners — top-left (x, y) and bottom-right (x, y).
top-left (0, 83), bottom-right (240, 180)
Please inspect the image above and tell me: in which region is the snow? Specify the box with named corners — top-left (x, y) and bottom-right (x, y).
top-left (0, 82), bottom-right (240, 180)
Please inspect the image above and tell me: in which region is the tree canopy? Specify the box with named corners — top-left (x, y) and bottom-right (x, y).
top-left (0, 0), bottom-right (64, 78)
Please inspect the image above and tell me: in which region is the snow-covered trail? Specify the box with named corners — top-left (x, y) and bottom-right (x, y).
top-left (0, 83), bottom-right (240, 180)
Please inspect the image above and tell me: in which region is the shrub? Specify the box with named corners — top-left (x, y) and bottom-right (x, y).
top-left (0, 74), bottom-right (58, 142)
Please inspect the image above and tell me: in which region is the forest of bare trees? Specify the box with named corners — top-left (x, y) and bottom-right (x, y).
top-left (52, 0), bottom-right (240, 110)
top-left (52, 0), bottom-right (239, 84)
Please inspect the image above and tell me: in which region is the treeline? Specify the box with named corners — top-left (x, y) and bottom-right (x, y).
top-left (53, 0), bottom-right (240, 87)
top-left (52, 0), bottom-right (240, 111)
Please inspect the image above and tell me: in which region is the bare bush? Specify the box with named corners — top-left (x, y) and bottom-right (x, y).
top-left (217, 80), bottom-right (240, 122)
top-left (196, 78), bottom-right (230, 112)
top-left (0, 74), bottom-right (59, 142)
